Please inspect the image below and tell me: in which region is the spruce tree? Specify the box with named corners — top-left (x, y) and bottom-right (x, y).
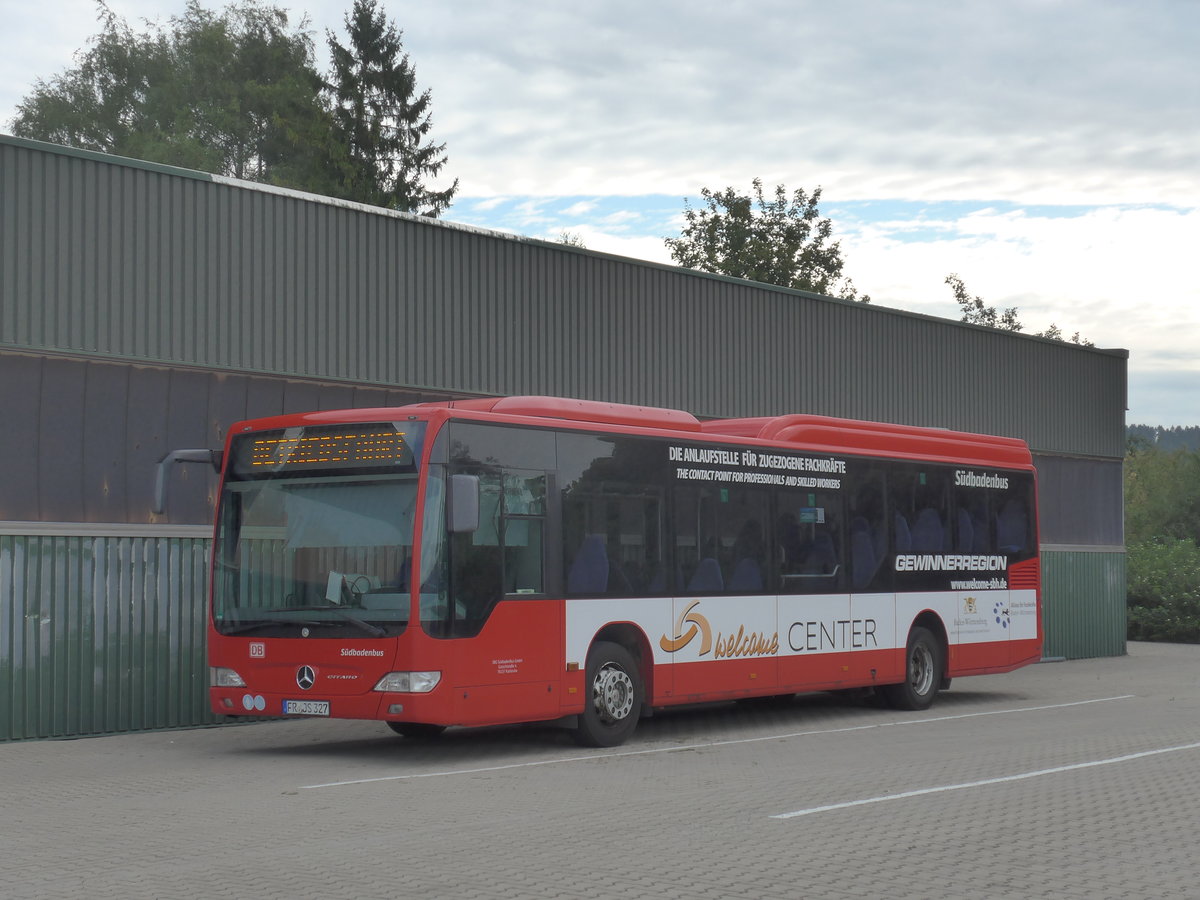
top-left (327, 0), bottom-right (458, 216)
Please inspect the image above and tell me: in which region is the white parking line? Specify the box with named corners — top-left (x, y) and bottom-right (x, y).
top-left (771, 738), bottom-right (1200, 819)
top-left (300, 695), bottom-right (1133, 790)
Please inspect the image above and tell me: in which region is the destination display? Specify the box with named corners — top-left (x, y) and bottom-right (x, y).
top-left (229, 423), bottom-right (419, 477)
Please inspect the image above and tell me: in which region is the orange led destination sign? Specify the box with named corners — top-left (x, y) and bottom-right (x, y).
top-left (230, 424), bottom-right (418, 477)
top-left (248, 432), bottom-right (408, 468)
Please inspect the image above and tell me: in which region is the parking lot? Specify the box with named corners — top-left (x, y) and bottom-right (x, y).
top-left (3, 641), bottom-right (1199, 899)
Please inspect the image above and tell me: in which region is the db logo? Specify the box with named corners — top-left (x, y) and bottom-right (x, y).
top-left (249, 642), bottom-right (266, 658)
top-left (660, 600), bottom-right (713, 655)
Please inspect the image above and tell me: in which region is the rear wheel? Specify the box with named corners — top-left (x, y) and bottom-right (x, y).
top-left (386, 722), bottom-right (447, 739)
top-left (574, 641), bottom-right (642, 747)
top-left (881, 626), bottom-right (942, 711)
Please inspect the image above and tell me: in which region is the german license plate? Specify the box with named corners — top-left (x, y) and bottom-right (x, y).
top-left (283, 699), bottom-right (330, 716)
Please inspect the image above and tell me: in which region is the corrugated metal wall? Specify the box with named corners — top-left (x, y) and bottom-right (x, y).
top-left (0, 349), bottom-right (469, 526)
top-left (0, 135), bottom-right (1131, 741)
top-left (0, 531), bottom-right (213, 741)
top-left (1042, 550), bottom-right (1128, 659)
top-left (1, 135), bottom-right (1127, 459)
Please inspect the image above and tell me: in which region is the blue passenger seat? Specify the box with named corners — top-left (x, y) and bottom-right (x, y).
top-left (955, 508), bottom-right (974, 552)
top-left (912, 508), bottom-right (945, 553)
top-left (728, 557), bottom-right (763, 592)
top-left (850, 517), bottom-right (878, 591)
top-left (567, 534), bottom-right (609, 595)
top-left (687, 557), bottom-right (725, 593)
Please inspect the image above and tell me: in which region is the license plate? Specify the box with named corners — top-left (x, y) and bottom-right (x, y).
top-left (283, 699), bottom-right (330, 716)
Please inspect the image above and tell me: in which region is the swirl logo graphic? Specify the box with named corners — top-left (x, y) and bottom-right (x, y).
top-left (993, 601), bottom-right (1010, 629)
top-left (660, 600), bottom-right (713, 655)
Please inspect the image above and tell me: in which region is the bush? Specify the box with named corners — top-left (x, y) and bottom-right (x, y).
top-left (1127, 539), bottom-right (1200, 642)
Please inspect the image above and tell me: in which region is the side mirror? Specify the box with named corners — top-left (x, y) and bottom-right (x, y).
top-left (447, 474), bottom-right (480, 533)
top-left (154, 448), bottom-right (223, 515)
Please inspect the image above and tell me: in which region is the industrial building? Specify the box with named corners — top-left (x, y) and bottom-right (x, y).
top-left (0, 134), bottom-right (1128, 741)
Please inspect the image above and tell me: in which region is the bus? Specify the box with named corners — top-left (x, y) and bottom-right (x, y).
top-left (184, 395), bottom-right (1040, 747)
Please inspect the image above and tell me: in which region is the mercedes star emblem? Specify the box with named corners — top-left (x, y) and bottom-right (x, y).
top-left (296, 665), bottom-right (316, 690)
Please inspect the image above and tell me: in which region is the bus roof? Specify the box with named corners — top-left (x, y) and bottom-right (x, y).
top-left (415, 397), bottom-right (1033, 469)
top-left (231, 396), bottom-right (1033, 470)
top-left (701, 414), bottom-right (1032, 468)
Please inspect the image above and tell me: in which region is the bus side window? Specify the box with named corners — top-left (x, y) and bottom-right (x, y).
top-left (675, 486), bottom-right (721, 594)
top-left (502, 473), bottom-right (545, 594)
top-left (673, 485), bottom-right (769, 595)
top-left (959, 492), bottom-right (992, 554)
top-left (448, 472), bottom-right (503, 636)
top-left (848, 470), bottom-right (887, 592)
top-left (950, 473), bottom-right (1033, 560)
top-left (563, 489), bottom-right (660, 597)
top-left (995, 480), bottom-right (1035, 559)
top-left (559, 432), bottom-right (667, 598)
top-left (890, 466), bottom-right (950, 556)
top-left (445, 470), bottom-right (546, 637)
top-left (776, 490), bottom-right (843, 594)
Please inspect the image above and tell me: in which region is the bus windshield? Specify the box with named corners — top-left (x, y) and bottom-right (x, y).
top-left (213, 422), bottom-right (430, 638)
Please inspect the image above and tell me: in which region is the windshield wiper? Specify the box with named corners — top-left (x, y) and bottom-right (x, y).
top-left (284, 605), bottom-right (389, 638)
top-left (220, 618), bottom-right (324, 636)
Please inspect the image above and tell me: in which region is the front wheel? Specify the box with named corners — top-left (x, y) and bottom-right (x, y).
top-left (881, 626), bottom-right (943, 711)
top-left (574, 641), bottom-right (642, 747)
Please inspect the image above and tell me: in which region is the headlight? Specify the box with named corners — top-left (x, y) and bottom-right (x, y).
top-left (373, 671), bottom-right (441, 693)
top-left (210, 667), bottom-right (246, 687)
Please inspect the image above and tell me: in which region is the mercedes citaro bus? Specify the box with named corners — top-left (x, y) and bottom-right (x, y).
top-left (160, 396), bottom-right (1040, 746)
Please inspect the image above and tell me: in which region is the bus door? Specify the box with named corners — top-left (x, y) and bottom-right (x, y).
top-left (425, 465), bottom-right (562, 726)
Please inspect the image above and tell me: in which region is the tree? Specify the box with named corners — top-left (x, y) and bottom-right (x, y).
top-left (945, 273), bottom-right (1021, 331)
top-left (665, 179), bottom-right (869, 302)
top-left (1124, 441), bottom-right (1200, 643)
top-left (1127, 424), bottom-right (1200, 453)
top-left (326, 0), bottom-right (457, 216)
top-left (11, 0), bottom-right (339, 190)
top-left (944, 273), bottom-right (1092, 345)
top-left (940, 274), bottom-right (1094, 345)
top-left (1125, 443), bottom-right (1200, 545)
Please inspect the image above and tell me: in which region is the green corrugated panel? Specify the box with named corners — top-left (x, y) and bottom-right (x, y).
top-left (1041, 549), bottom-right (1127, 660)
top-left (0, 534), bottom-right (216, 742)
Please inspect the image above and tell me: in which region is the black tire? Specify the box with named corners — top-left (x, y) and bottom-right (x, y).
top-left (880, 626), bottom-right (943, 711)
top-left (574, 641), bottom-right (643, 747)
top-left (386, 722), bottom-right (447, 739)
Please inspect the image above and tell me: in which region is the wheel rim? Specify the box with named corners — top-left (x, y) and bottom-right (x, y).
top-left (591, 661), bottom-right (635, 724)
top-left (909, 642), bottom-right (935, 696)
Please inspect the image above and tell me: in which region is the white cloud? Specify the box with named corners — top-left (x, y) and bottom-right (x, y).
top-left (562, 200), bottom-right (596, 217)
top-left (534, 227), bottom-right (671, 267)
top-left (469, 196), bottom-right (508, 212)
top-left (844, 206), bottom-right (1200, 357)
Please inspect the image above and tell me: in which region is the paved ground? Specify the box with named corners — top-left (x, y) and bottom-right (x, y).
top-left (3, 641), bottom-right (1199, 899)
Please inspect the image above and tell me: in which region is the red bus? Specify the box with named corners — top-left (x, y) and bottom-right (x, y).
top-left (194, 396), bottom-right (1040, 746)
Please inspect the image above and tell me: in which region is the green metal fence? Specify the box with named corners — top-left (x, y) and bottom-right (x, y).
top-left (1041, 549), bottom-right (1127, 659)
top-left (0, 531), bottom-right (215, 742)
